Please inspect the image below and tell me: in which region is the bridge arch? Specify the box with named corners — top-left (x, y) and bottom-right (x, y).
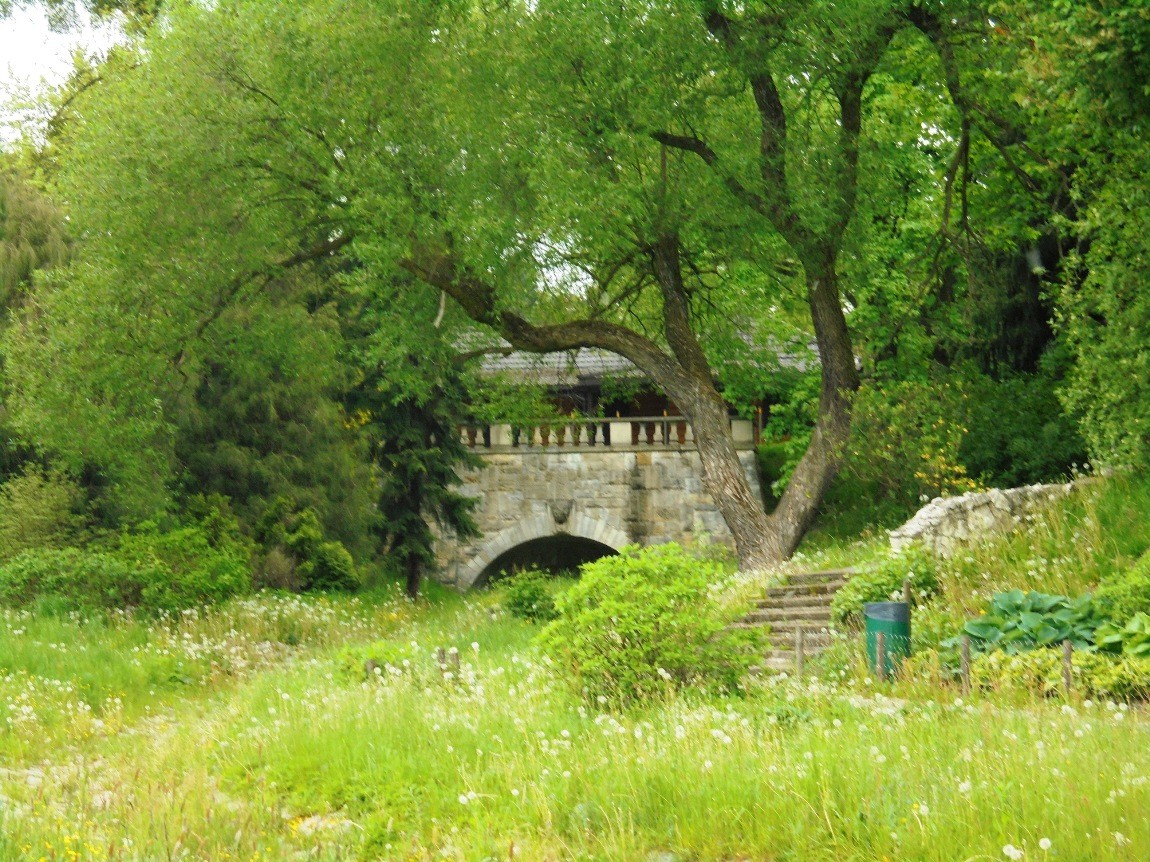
top-left (456, 512), bottom-right (630, 589)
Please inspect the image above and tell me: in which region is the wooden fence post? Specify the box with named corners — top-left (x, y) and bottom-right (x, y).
top-left (448, 646), bottom-right (460, 675)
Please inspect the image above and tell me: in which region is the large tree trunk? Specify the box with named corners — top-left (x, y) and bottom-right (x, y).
top-left (404, 554), bottom-right (422, 600)
top-left (678, 379), bottom-right (780, 570)
top-left (767, 261), bottom-right (860, 557)
top-left (648, 234), bottom-right (779, 570)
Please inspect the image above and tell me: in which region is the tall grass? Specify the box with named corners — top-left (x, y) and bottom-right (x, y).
top-left (934, 474), bottom-right (1150, 620)
top-left (1, 588), bottom-right (1149, 861)
top-left (2, 476), bottom-right (1150, 860)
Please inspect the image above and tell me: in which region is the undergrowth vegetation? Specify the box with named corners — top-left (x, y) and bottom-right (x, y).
top-left (0, 474), bottom-right (1147, 859)
top-left (2, 585), bottom-right (1150, 861)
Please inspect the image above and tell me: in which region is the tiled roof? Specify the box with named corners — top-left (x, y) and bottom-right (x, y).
top-left (470, 337), bottom-right (816, 387)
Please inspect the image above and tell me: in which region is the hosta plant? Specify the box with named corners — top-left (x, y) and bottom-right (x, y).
top-left (953, 590), bottom-right (1103, 654)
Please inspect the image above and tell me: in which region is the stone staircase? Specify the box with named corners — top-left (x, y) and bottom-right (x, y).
top-left (742, 569), bottom-right (852, 674)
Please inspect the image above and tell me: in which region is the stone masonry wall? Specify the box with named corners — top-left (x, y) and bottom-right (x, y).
top-left (889, 481), bottom-right (1077, 558)
top-left (435, 449), bottom-right (761, 588)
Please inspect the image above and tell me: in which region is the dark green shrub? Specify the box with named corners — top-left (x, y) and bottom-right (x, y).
top-left (536, 544), bottom-right (764, 707)
top-left (830, 545), bottom-right (939, 626)
top-left (1095, 550), bottom-right (1150, 622)
top-left (756, 441), bottom-right (789, 509)
top-left (114, 521), bottom-right (252, 612)
top-left (0, 548), bottom-right (158, 611)
top-left (299, 540), bottom-right (359, 592)
top-left (502, 567), bottom-right (559, 623)
top-left (255, 500), bottom-right (360, 592)
top-left (959, 369), bottom-right (1087, 488)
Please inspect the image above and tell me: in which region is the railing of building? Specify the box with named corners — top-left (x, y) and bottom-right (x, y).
top-left (459, 416), bottom-right (758, 450)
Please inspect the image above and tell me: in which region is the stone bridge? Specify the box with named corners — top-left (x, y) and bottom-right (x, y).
top-left (434, 416), bottom-right (762, 588)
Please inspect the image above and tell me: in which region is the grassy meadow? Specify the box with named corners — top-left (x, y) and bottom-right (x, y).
top-left (2, 477), bottom-right (1150, 860)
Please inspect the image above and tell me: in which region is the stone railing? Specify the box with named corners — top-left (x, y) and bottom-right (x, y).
top-left (458, 415), bottom-right (757, 451)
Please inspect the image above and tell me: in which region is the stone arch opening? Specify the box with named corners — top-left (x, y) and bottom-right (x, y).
top-left (454, 512), bottom-right (630, 589)
top-left (477, 534), bottom-right (616, 587)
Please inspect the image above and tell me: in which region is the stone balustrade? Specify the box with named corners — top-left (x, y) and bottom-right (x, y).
top-left (458, 416), bottom-right (757, 451)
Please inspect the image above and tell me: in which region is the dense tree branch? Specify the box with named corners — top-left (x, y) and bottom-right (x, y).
top-left (829, 22), bottom-right (897, 250)
top-left (398, 249), bottom-right (688, 392)
top-left (171, 230), bottom-right (353, 372)
top-left (649, 233), bottom-right (712, 378)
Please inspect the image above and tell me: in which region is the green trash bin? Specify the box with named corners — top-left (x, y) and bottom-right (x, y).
top-left (865, 602), bottom-right (911, 677)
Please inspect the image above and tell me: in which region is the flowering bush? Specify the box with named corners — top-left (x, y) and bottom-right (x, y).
top-left (536, 544), bottom-right (764, 707)
top-left (840, 379), bottom-right (979, 506)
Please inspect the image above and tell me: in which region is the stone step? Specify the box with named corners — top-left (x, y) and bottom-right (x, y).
top-left (755, 620), bottom-right (835, 638)
top-left (782, 569), bottom-right (853, 586)
top-left (762, 581), bottom-right (846, 601)
top-left (745, 607), bottom-right (832, 624)
top-left (754, 654), bottom-right (814, 674)
top-left (732, 620), bottom-right (826, 632)
top-left (756, 594), bottom-right (838, 610)
top-left (765, 631), bottom-right (833, 649)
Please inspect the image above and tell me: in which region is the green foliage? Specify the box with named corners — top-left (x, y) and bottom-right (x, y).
top-left (0, 465), bottom-right (88, 561)
top-left (830, 545), bottom-right (939, 626)
top-left (173, 302), bottom-right (379, 559)
top-left (1095, 614), bottom-right (1150, 659)
top-left (0, 162), bottom-right (70, 307)
top-left (0, 548), bottom-right (154, 612)
top-left (958, 363), bottom-right (1087, 487)
top-left (956, 590), bottom-right (1102, 654)
top-left (0, 500), bottom-right (254, 614)
top-left (760, 371), bottom-right (819, 496)
top-left (536, 544), bottom-right (763, 707)
top-left (1014, 0), bottom-right (1150, 473)
top-left (300, 540), bottom-right (359, 594)
top-left (1095, 550), bottom-right (1150, 623)
top-left (755, 441), bottom-right (788, 510)
top-left (972, 648), bottom-right (1150, 701)
top-left (842, 378), bottom-right (978, 506)
top-left (113, 519), bottom-right (252, 612)
top-left (501, 568), bottom-right (559, 624)
top-left (348, 326), bottom-right (480, 597)
top-left (255, 500), bottom-right (360, 593)
top-left (336, 639), bottom-right (420, 683)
